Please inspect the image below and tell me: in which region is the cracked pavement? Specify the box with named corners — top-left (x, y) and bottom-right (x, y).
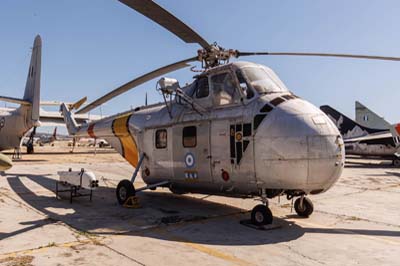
top-left (0, 146), bottom-right (399, 266)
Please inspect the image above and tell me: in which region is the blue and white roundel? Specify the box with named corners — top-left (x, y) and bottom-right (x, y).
top-left (184, 152), bottom-right (195, 168)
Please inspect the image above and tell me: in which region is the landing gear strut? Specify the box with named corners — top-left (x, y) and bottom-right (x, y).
top-left (115, 153), bottom-right (170, 206)
top-left (27, 143), bottom-right (34, 154)
top-left (294, 195), bottom-right (314, 217)
top-left (26, 126), bottom-right (36, 154)
top-left (12, 147), bottom-right (21, 159)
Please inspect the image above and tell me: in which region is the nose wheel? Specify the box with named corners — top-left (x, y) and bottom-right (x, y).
top-left (294, 196), bottom-right (314, 217)
top-left (251, 204), bottom-right (273, 225)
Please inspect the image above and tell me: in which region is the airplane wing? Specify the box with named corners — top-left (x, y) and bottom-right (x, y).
top-left (344, 131), bottom-right (392, 143)
top-left (39, 109), bottom-right (102, 126)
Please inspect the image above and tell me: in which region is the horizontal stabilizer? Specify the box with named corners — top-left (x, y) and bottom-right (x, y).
top-left (0, 96), bottom-right (31, 105)
top-left (41, 96), bottom-right (87, 110)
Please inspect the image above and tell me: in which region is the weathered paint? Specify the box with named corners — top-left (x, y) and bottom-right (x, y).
top-left (112, 115), bottom-right (139, 168)
top-left (62, 61), bottom-right (344, 198)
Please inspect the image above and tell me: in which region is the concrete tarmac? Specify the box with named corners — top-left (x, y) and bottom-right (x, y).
top-left (0, 146), bottom-right (399, 266)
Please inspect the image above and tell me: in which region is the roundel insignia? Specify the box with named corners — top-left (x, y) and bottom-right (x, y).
top-left (235, 132), bottom-right (243, 141)
top-left (184, 152), bottom-right (195, 168)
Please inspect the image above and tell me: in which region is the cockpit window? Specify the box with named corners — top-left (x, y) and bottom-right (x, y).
top-left (236, 70), bottom-right (254, 99)
top-left (195, 77), bottom-right (209, 98)
top-left (211, 72), bottom-right (240, 106)
top-left (241, 66), bottom-right (288, 94)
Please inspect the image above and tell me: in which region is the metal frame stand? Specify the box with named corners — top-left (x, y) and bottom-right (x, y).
top-left (12, 147), bottom-right (21, 159)
top-left (56, 181), bottom-right (93, 204)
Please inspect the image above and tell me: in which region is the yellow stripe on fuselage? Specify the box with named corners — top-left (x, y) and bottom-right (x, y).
top-left (112, 115), bottom-right (139, 168)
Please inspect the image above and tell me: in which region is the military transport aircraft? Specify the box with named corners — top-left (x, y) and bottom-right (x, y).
top-left (0, 36), bottom-right (98, 169)
top-left (61, 0), bottom-right (400, 225)
top-left (321, 105), bottom-right (400, 166)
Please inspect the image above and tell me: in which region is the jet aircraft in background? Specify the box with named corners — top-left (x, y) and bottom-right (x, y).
top-left (355, 101), bottom-right (390, 130)
top-left (320, 105), bottom-right (400, 166)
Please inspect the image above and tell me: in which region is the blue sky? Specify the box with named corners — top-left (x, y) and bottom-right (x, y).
top-left (1, 0), bottom-right (400, 131)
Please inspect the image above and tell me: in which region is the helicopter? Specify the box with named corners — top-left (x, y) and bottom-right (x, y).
top-left (61, 0), bottom-right (400, 225)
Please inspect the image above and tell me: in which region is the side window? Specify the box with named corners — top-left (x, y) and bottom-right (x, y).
top-left (183, 126), bottom-right (196, 147)
top-left (195, 77), bottom-right (209, 98)
top-left (155, 129), bottom-right (167, 149)
top-left (236, 70), bottom-right (254, 99)
top-left (211, 72), bottom-right (240, 106)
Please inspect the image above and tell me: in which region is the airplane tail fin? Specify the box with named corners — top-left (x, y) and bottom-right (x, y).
top-left (60, 103), bottom-right (79, 135)
top-left (21, 35), bottom-right (42, 125)
top-left (320, 105), bottom-right (386, 138)
top-left (0, 35), bottom-right (41, 124)
top-left (355, 101), bottom-right (390, 130)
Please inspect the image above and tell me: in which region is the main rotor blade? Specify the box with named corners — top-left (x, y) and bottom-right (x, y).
top-left (119, 0), bottom-right (210, 50)
top-left (237, 51), bottom-right (400, 62)
top-left (76, 56), bottom-right (197, 114)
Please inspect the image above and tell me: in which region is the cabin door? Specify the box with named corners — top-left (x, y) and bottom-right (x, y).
top-left (172, 121), bottom-right (212, 183)
top-left (210, 119), bottom-right (233, 183)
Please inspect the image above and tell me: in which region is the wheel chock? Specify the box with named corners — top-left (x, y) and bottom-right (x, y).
top-left (123, 196), bottom-right (140, 208)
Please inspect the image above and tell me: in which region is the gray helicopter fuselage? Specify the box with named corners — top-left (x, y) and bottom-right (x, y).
top-left (70, 61), bottom-right (344, 199)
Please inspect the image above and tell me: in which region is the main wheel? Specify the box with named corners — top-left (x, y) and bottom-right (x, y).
top-left (294, 197), bottom-right (314, 217)
top-left (251, 204), bottom-right (273, 225)
top-left (393, 158), bottom-right (400, 167)
top-left (116, 179), bottom-right (135, 205)
top-left (27, 143), bottom-right (34, 154)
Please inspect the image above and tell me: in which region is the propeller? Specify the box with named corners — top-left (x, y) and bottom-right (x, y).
top-left (235, 51), bottom-right (400, 62)
top-left (119, 0), bottom-right (211, 50)
top-left (76, 0), bottom-right (400, 114)
top-left (76, 56), bottom-right (197, 114)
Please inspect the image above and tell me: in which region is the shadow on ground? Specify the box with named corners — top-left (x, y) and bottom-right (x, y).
top-left (3, 173), bottom-right (400, 246)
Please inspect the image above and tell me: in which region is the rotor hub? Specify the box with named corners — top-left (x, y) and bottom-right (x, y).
top-left (197, 44), bottom-right (238, 68)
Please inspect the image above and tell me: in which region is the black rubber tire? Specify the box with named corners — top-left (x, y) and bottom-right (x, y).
top-left (169, 187), bottom-right (186, 195)
top-left (392, 159), bottom-right (400, 167)
top-left (294, 197), bottom-right (314, 217)
top-left (116, 179), bottom-right (135, 205)
top-left (251, 204), bottom-right (273, 225)
top-left (27, 144), bottom-right (34, 154)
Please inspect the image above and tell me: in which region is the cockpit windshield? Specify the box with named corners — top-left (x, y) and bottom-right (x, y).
top-left (240, 66), bottom-right (289, 94)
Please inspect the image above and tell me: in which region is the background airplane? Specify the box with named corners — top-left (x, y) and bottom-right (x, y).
top-left (320, 105), bottom-right (400, 165)
top-left (355, 101), bottom-right (390, 130)
top-left (37, 127), bottom-right (57, 146)
top-left (0, 35), bottom-right (41, 165)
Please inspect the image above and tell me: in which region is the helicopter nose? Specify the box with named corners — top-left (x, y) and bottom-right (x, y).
top-left (0, 153), bottom-right (12, 171)
top-left (254, 99), bottom-right (344, 193)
